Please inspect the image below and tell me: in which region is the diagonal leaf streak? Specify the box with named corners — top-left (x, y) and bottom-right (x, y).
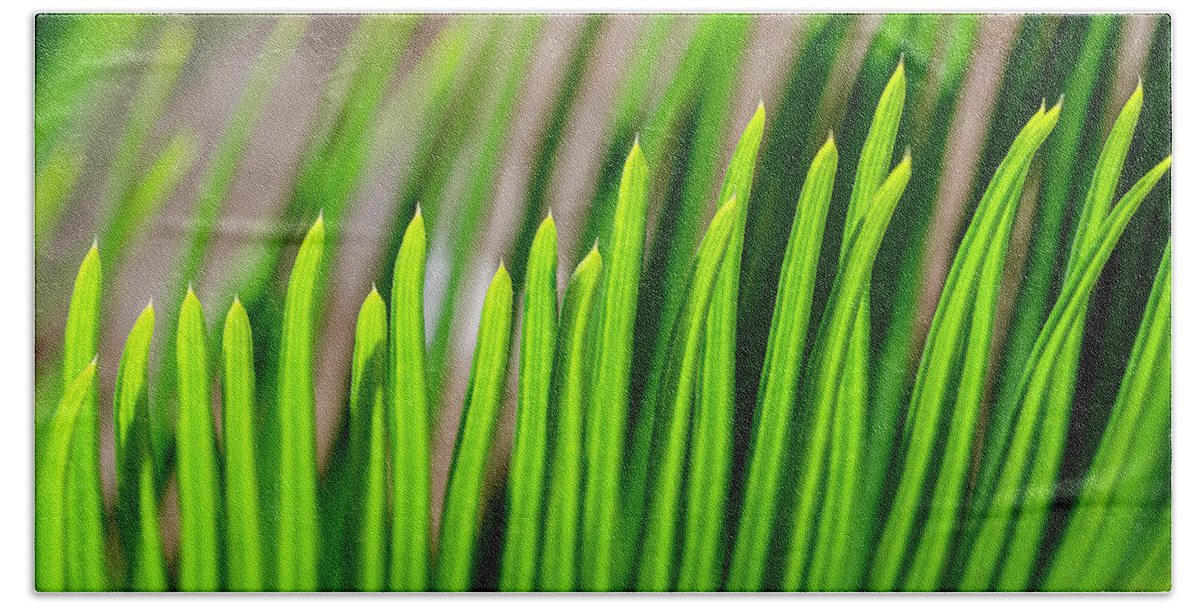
top-left (1044, 241), bottom-right (1170, 591)
top-left (962, 153), bottom-right (1171, 590)
top-left (872, 100), bottom-right (1062, 591)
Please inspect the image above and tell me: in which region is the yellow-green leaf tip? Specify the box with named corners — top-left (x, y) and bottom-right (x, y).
top-left (365, 285), bottom-right (385, 307)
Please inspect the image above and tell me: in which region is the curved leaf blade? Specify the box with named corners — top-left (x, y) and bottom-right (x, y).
top-left (275, 213), bottom-right (325, 591)
top-left (435, 264), bottom-right (514, 591)
top-left (501, 215), bottom-right (559, 591)
top-left (539, 247), bottom-right (603, 592)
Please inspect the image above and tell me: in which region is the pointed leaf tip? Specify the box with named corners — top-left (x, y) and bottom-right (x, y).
top-left (414, 202), bottom-right (423, 218)
top-left (91, 236), bottom-right (99, 251)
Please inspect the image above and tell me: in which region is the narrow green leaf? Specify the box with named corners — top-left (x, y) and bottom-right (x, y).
top-left (1045, 241), bottom-right (1170, 591)
top-left (620, 28), bottom-right (753, 573)
top-left (222, 296), bottom-right (264, 591)
top-left (435, 264), bottom-right (514, 591)
top-left (150, 15), bottom-right (310, 484)
top-left (581, 140), bottom-right (649, 591)
top-left (113, 302), bottom-right (166, 591)
top-left (134, 450), bottom-right (168, 591)
top-left (961, 153), bottom-right (1171, 590)
top-left (807, 60), bottom-right (905, 591)
top-left (376, 15), bottom-right (481, 298)
top-left (115, 304), bottom-right (155, 465)
top-left (539, 246), bottom-right (603, 592)
top-left (677, 103), bottom-right (765, 592)
top-left (637, 193), bottom-right (739, 591)
top-left (62, 241), bottom-right (101, 412)
top-left (60, 242), bottom-right (106, 591)
top-left (425, 16), bottom-right (542, 402)
top-left (501, 214), bottom-right (559, 591)
top-left (276, 213), bottom-right (325, 591)
top-left (348, 288), bottom-right (388, 591)
top-left (872, 101), bottom-right (1062, 591)
top-left (842, 60), bottom-right (906, 260)
top-left (176, 287), bottom-right (219, 591)
top-left (728, 135), bottom-right (838, 591)
top-left (35, 361), bottom-right (98, 592)
top-left (992, 15), bottom-right (1118, 485)
top-left (390, 210), bottom-right (431, 591)
top-left (783, 153), bottom-right (912, 591)
top-left (990, 159), bottom-right (1173, 591)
